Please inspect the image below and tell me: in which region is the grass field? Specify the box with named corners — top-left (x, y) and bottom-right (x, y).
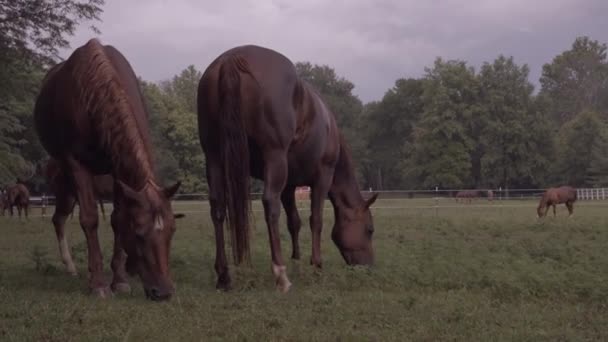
top-left (1, 198), bottom-right (608, 341)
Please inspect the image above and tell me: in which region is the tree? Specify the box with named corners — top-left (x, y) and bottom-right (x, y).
top-left (0, 0), bottom-right (104, 65)
top-left (407, 58), bottom-right (479, 189)
top-left (540, 36), bottom-right (608, 124)
top-left (363, 78), bottom-right (425, 189)
top-left (586, 128), bottom-right (608, 187)
top-left (0, 0), bottom-right (104, 187)
top-left (141, 66), bottom-right (206, 193)
top-left (479, 56), bottom-right (539, 188)
top-left (557, 111), bottom-right (607, 186)
top-left (140, 80), bottom-right (181, 187)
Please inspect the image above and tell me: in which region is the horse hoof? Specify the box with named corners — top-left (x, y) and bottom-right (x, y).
top-left (111, 282), bottom-right (131, 294)
top-left (67, 268), bottom-right (78, 277)
top-left (272, 263), bottom-right (292, 293)
top-left (276, 279), bottom-right (292, 293)
top-left (91, 287), bottom-right (113, 299)
top-left (215, 273), bottom-right (232, 291)
top-left (310, 257), bottom-right (323, 269)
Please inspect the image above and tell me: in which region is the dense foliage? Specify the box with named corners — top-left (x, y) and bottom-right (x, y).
top-left (1, 1), bottom-right (607, 192)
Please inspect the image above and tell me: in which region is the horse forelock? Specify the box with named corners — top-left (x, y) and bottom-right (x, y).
top-left (70, 39), bottom-right (154, 190)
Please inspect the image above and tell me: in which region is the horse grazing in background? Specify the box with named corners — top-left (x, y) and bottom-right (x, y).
top-left (44, 158), bottom-right (114, 275)
top-left (5, 183), bottom-right (30, 218)
top-left (0, 190), bottom-right (7, 216)
top-left (198, 45), bottom-right (378, 293)
top-left (537, 186), bottom-right (577, 218)
top-left (34, 38), bottom-right (181, 300)
top-left (455, 190), bottom-right (479, 203)
top-left (486, 190), bottom-right (494, 202)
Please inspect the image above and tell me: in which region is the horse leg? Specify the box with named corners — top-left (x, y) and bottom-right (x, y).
top-left (262, 151), bottom-right (291, 293)
top-left (566, 202), bottom-right (574, 218)
top-left (67, 156), bottom-right (109, 298)
top-left (309, 169), bottom-right (333, 268)
top-left (52, 193), bottom-right (78, 276)
top-left (110, 209), bottom-right (130, 294)
top-left (552, 204), bottom-right (557, 217)
top-left (99, 199), bottom-right (106, 221)
top-left (70, 202), bottom-right (76, 220)
top-left (281, 186), bottom-right (301, 260)
top-left (206, 157), bottom-right (231, 291)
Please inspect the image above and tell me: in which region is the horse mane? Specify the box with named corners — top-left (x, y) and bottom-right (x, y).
top-left (330, 132), bottom-right (363, 208)
top-left (67, 38), bottom-right (154, 190)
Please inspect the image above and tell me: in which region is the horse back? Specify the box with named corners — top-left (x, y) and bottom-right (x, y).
top-left (102, 45), bottom-right (151, 134)
top-left (35, 39), bottom-right (153, 177)
top-left (199, 45), bottom-right (340, 185)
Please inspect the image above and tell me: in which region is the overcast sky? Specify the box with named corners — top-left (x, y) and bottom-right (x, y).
top-left (65, 0), bottom-right (608, 103)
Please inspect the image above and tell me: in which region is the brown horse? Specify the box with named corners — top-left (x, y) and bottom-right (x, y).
top-left (5, 183), bottom-right (30, 218)
top-left (455, 190), bottom-right (479, 203)
top-left (0, 190), bottom-right (7, 216)
top-left (44, 158), bottom-right (113, 275)
top-left (537, 186), bottom-right (577, 218)
top-left (486, 190), bottom-right (494, 202)
top-left (34, 38), bottom-right (181, 300)
top-left (197, 45), bottom-right (378, 293)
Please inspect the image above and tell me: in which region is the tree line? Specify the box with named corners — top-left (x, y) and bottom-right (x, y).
top-left (1, 1), bottom-right (607, 193)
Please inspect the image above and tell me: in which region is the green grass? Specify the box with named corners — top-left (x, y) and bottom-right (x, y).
top-left (1, 199), bottom-right (608, 341)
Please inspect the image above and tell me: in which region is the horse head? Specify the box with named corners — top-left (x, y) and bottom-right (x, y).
top-left (116, 179), bottom-right (182, 301)
top-left (331, 193), bottom-right (379, 266)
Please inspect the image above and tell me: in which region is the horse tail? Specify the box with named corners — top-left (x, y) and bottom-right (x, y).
top-left (217, 56), bottom-right (251, 265)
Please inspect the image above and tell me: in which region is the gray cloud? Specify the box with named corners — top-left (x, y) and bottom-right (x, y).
top-left (65, 0), bottom-right (608, 102)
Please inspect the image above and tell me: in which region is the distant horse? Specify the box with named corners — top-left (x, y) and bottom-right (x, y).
top-left (537, 186), bottom-right (577, 218)
top-left (44, 158), bottom-right (113, 276)
top-left (198, 45), bottom-right (378, 293)
top-left (34, 38), bottom-right (181, 300)
top-left (487, 190), bottom-right (494, 202)
top-left (455, 190), bottom-right (479, 203)
top-left (5, 183), bottom-right (30, 218)
top-left (0, 190), bottom-right (7, 215)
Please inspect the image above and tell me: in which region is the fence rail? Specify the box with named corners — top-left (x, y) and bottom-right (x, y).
top-left (3, 187), bottom-right (607, 219)
top-left (20, 187), bottom-right (608, 207)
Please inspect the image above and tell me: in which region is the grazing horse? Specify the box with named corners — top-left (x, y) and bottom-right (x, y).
top-left (197, 45), bottom-right (378, 293)
top-left (537, 186), bottom-right (577, 218)
top-left (455, 190), bottom-right (479, 203)
top-left (0, 190), bottom-right (7, 216)
top-left (34, 38), bottom-right (181, 300)
top-left (44, 158), bottom-right (113, 275)
top-left (486, 190), bottom-right (494, 202)
top-left (5, 183), bottom-right (30, 218)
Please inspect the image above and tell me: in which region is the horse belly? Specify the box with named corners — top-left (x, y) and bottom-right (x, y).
top-left (285, 141), bottom-right (325, 186)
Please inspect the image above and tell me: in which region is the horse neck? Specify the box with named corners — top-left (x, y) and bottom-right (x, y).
top-left (538, 194), bottom-right (549, 208)
top-left (328, 141), bottom-right (364, 215)
top-left (99, 106), bottom-right (155, 190)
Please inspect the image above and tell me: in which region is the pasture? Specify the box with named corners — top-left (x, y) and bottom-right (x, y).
top-left (1, 198), bottom-right (608, 341)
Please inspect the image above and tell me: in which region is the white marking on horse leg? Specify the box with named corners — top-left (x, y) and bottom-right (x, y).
top-left (272, 263), bottom-right (292, 293)
top-left (154, 215), bottom-right (164, 231)
top-left (59, 236), bottom-right (77, 276)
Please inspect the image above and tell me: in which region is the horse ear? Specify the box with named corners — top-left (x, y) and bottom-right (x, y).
top-left (163, 181), bottom-right (181, 198)
top-left (117, 180), bottom-right (143, 203)
top-left (365, 193), bottom-right (379, 209)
